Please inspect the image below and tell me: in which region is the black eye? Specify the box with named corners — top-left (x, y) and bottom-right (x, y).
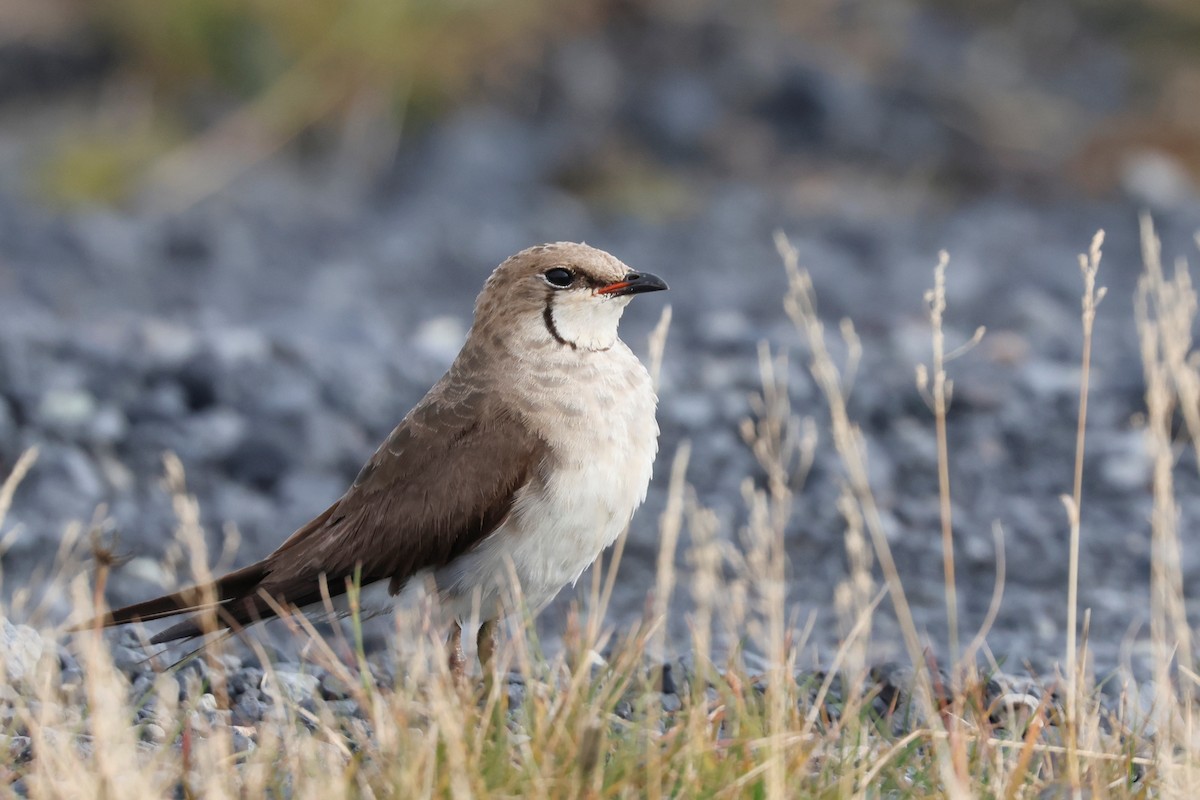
top-left (543, 268), bottom-right (574, 288)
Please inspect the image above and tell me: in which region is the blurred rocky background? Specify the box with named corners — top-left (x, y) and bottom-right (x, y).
top-left (1, 0), bottom-right (1199, 673)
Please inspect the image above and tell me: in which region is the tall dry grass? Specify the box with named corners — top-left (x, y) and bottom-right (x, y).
top-left (0, 223), bottom-right (1196, 797)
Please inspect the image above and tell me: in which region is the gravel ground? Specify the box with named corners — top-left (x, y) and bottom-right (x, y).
top-left (1, 6), bottom-right (1199, 683)
top-left (0, 618), bottom-right (1153, 780)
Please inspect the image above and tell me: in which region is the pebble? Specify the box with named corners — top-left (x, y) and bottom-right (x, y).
top-left (130, 673), bottom-right (156, 700)
top-left (1, 621), bottom-right (46, 688)
top-left (6, 734), bottom-right (33, 763)
top-left (325, 699), bottom-right (364, 719)
top-left (1098, 429), bottom-right (1152, 491)
top-left (232, 693), bottom-right (265, 726)
top-left (261, 670), bottom-right (320, 705)
top-left (505, 675), bottom-right (526, 708)
top-left (1120, 149), bottom-right (1194, 209)
top-left (230, 667), bottom-right (265, 697)
top-left (34, 387), bottom-right (97, 434)
top-left (320, 672), bottom-right (355, 701)
top-left (141, 723), bottom-right (167, 744)
top-left (113, 644), bottom-right (150, 676)
top-left (231, 729), bottom-right (257, 754)
top-left (0, 394), bottom-right (17, 450)
top-left (196, 693), bottom-right (219, 714)
top-left (412, 316), bottom-right (467, 365)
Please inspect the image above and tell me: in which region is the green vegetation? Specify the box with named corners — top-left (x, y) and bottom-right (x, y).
top-left (37, 0), bottom-right (593, 204)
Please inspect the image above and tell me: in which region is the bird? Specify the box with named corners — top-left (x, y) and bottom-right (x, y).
top-left (79, 242), bottom-right (667, 676)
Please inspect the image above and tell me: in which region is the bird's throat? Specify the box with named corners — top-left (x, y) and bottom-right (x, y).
top-left (542, 296), bottom-right (623, 352)
top-left (543, 303), bottom-right (576, 349)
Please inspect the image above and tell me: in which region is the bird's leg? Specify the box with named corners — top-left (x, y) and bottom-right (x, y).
top-left (477, 618), bottom-right (501, 701)
top-left (476, 619), bottom-right (498, 675)
top-left (448, 622), bottom-right (467, 680)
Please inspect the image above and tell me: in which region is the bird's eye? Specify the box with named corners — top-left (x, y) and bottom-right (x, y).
top-left (543, 268), bottom-right (574, 288)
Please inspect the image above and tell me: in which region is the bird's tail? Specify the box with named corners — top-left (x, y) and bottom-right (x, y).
top-left (71, 561), bottom-right (270, 644)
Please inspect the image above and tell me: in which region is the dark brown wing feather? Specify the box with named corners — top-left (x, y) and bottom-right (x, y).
top-left (84, 379), bottom-right (547, 644)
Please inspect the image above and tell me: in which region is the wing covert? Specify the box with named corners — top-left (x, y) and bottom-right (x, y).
top-left (259, 386), bottom-right (546, 609)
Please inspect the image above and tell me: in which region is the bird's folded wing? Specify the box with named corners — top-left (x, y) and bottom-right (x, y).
top-left (255, 385), bottom-right (549, 612)
top-left (124, 384), bottom-right (549, 643)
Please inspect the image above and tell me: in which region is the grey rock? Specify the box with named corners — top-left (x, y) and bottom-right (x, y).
top-left (183, 408), bottom-right (247, 461)
top-left (127, 379), bottom-right (189, 422)
top-left (139, 319), bottom-right (201, 370)
top-left (320, 672), bottom-right (354, 701)
top-left (140, 723), bottom-right (167, 744)
top-left (325, 699), bottom-right (364, 719)
top-left (222, 431), bottom-right (291, 493)
top-left (0, 394), bottom-right (16, 451)
top-left (666, 394), bottom-right (715, 429)
top-left (412, 315), bottom-right (467, 365)
top-left (261, 670), bottom-right (320, 705)
top-left (1120, 150), bottom-right (1194, 209)
top-left (6, 734), bottom-right (33, 763)
top-left (130, 672), bottom-right (156, 700)
top-left (1098, 429), bottom-right (1152, 491)
top-left (232, 729), bottom-right (256, 754)
top-left (1, 621), bottom-right (46, 689)
top-left (232, 692), bottom-right (264, 726)
top-left (113, 644), bottom-right (150, 677)
top-left (56, 643), bottom-right (80, 673)
top-left (34, 387), bottom-right (97, 434)
top-left (229, 666), bottom-right (265, 697)
top-left (60, 667), bottom-right (84, 697)
top-left (85, 404), bottom-right (129, 446)
top-left (505, 674), bottom-right (526, 708)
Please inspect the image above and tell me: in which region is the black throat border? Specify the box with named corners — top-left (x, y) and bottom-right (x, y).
top-left (542, 299), bottom-right (576, 349)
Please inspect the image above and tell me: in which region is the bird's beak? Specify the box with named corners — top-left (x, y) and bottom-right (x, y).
top-left (595, 271), bottom-right (669, 297)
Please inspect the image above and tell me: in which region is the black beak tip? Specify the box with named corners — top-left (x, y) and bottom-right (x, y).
top-left (627, 271), bottom-right (668, 295)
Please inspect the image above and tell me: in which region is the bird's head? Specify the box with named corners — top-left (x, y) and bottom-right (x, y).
top-left (473, 242), bottom-right (668, 352)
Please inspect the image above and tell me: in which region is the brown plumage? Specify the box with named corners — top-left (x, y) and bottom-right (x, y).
top-left (79, 242), bottom-right (667, 649)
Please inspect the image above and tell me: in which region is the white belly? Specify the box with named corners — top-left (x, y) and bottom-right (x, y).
top-left (434, 444), bottom-right (655, 621)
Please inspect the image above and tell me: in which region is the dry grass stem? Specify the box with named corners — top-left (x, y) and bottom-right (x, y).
top-left (1065, 229), bottom-right (1105, 788)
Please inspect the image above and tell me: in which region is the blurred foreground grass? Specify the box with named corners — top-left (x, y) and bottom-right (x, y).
top-left (1, 223), bottom-right (1197, 797)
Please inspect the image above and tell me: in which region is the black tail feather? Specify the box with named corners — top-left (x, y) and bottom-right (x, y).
top-left (72, 561), bottom-right (270, 641)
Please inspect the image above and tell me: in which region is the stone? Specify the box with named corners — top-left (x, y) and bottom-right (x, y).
top-left (1, 621), bottom-right (46, 689)
top-left (232, 693), bottom-right (264, 727)
top-left (141, 723), bottom-right (167, 744)
top-left (320, 672), bottom-right (355, 701)
top-left (412, 316), bottom-right (467, 365)
top-left (261, 670), bottom-right (320, 705)
top-left (34, 388), bottom-right (97, 434)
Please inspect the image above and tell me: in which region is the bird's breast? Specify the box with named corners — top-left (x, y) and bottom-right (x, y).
top-left (436, 345), bottom-right (659, 616)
